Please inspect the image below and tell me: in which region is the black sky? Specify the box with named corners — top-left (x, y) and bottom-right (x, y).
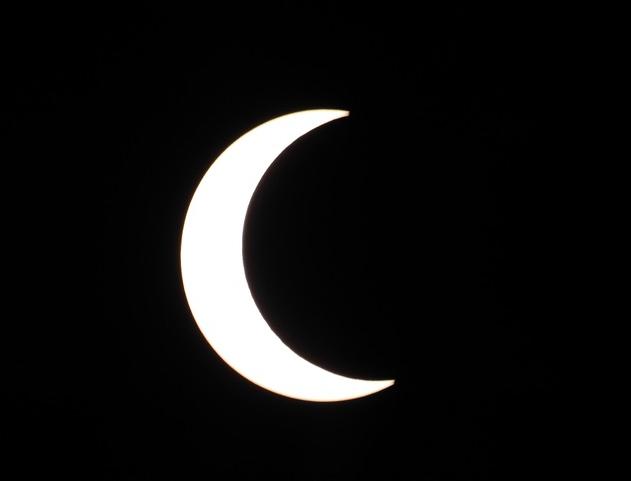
top-left (3, 3), bottom-right (567, 480)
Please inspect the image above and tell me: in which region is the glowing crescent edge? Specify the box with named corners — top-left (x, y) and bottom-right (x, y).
top-left (180, 109), bottom-right (394, 401)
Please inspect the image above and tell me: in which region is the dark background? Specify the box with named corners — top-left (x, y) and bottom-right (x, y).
top-left (3, 3), bottom-right (567, 480)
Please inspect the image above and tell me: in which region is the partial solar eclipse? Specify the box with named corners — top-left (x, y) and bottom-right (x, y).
top-left (180, 110), bottom-right (394, 402)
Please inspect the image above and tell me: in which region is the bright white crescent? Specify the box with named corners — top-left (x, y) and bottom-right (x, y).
top-left (180, 109), bottom-right (394, 402)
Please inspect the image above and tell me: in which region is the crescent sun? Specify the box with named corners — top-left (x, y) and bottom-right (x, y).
top-left (180, 109), bottom-right (394, 402)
